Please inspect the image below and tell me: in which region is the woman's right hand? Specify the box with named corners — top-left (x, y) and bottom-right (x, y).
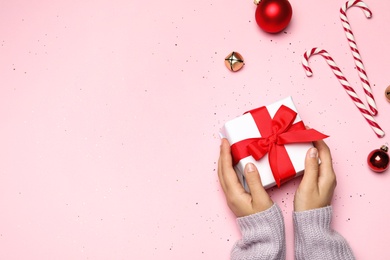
top-left (294, 140), bottom-right (337, 212)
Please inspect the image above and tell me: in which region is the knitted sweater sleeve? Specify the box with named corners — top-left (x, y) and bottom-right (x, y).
top-left (293, 206), bottom-right (355, 260)
top-left (231, 203), bottom-right (286, 260)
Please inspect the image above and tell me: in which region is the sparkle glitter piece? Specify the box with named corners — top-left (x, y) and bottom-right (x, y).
top-left (224, 52), bottom-right (244, 72)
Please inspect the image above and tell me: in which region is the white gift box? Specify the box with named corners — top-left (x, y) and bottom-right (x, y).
top-left (220, 96), bottom-right (313, 190)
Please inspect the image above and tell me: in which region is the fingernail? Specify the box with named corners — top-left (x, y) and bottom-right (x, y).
top-left (309, 147), bottom-right (318, 158)
top-left (246, 163), bottom-right (256, 173)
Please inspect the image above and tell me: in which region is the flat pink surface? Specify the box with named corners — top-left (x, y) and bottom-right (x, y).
top-left (1, 0), bottom-right (390, 259)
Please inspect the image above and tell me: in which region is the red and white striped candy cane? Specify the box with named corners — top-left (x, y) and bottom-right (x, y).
top-left (302, 48), bottom-right (385, 138)
top-left (340, 0), bottom-right (377, 115)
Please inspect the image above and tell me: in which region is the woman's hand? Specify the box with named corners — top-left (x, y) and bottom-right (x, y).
top-left (294, 140), bottom-right (337, 212)
top-left (218, 138), bottom-right (273, 217)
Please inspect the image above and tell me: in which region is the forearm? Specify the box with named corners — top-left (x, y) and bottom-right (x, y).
top-left (231, 203), bottom-right (286, 260)
top-left (293, 206), bottom-right (355, 260)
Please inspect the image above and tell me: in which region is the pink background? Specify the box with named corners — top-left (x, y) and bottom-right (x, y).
top-left (1, 0), bottom-right (390, 259)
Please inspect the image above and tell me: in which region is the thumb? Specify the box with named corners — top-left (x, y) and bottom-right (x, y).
top-left (301, 147), bottom-right (320, 187)
top-left (245, 163), bottom-right (271, 208)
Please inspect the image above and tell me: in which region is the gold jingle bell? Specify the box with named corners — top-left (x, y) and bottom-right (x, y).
top-left (385, 85), bottom-right (390, 102)
top-left (225, 52), bottom-right (244, 72)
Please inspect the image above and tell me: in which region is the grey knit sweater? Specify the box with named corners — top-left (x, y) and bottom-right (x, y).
top-left (231, 204), bottom-right (355, 260)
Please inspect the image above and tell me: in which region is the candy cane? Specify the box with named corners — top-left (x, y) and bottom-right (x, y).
top-left (340, 0), bottom-right (377, 115)
top-left (302, 48), bottom-right (385, 138)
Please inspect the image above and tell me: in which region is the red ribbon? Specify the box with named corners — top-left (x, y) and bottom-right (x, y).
top-left (231, 105), bottom-right (328, 187)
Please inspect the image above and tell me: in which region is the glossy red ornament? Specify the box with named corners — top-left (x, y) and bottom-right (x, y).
top-left (367, 145), bottom-right (389, 173)
top-left (255, 0), bottom-right (292, 33)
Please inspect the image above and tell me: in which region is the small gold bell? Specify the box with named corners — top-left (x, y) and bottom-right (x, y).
top-left (224, 52), bottom-right (244, 72)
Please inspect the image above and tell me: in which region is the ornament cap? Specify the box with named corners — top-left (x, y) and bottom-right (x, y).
top-left (254, 0), bottom-right (261, 5)
top-left (381, 145), bottom-right (389, 152)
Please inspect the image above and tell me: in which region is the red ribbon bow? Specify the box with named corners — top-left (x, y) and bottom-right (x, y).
top-left (231, 105), bottom-right (328, 187)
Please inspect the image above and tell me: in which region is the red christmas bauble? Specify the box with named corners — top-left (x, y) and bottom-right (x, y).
top-left (255, 0), bottom-right (292, 33)
top-left (367, 145), bottom-right (389, 173)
